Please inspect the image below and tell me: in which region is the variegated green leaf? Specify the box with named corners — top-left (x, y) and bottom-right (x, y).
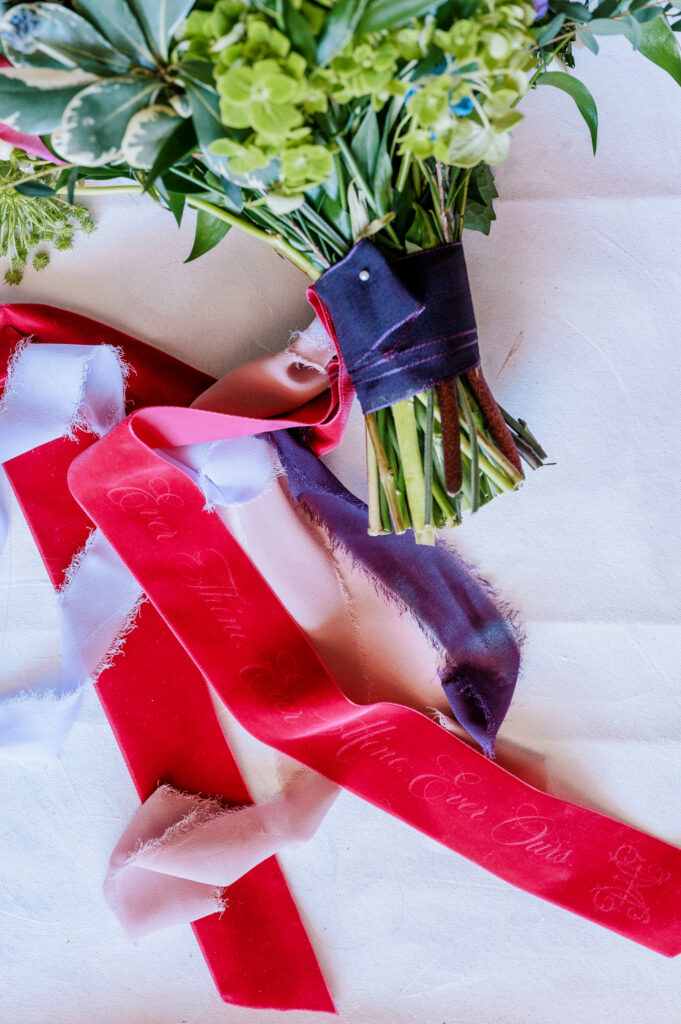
top-left (54, 77), bottom-right (159, 165)
top-left (127, 0), bottom-right (195, 61)
top-left (0, 66), bottom-right (95, 133)
top-left (0, 3), bottom-right (133, 76)
top-left (121, 104), bottom-right (181, 168)
top-left (182, 73), bottom-right (230, 174)
top-left (74, 0), bottom-right (156, 67)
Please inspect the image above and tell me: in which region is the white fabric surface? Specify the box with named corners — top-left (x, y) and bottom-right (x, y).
top-left (1, 39), bottom-right (680, 1024)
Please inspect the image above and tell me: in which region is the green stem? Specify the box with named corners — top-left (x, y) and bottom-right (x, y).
top-left (186, 196), bottom-right (321, 280)
top-left (395, 150), bottom-right (412, 193)
top-left (366, 424), bottom-right (383, 535)
top-left (457, 380), bottom-right (480, 512)
top-left (367, 412), bottom-right (407, 534)
top-left (457, 171), bottom-right (470, 241)
top-left (0, 164), bottom-right (75, 194)
top-left (392, 398), bottom-right (434, 546)
top-left (424, 389), bottom-right (435, 528)
top-left (58, 184), bottom-right (144, 196)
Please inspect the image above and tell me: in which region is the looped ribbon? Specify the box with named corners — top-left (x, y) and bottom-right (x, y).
top-left (4, 305), bottom-right (681, 1016)
top-left (309, 238), bottom-right (480, 412)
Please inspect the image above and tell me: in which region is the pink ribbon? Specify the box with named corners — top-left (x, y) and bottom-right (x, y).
top-left (0, 123), bottom-right (57, 162)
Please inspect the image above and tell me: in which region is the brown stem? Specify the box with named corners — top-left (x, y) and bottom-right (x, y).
top-left (437, 380), bottom-right (463, 496)
top-left (464, 366), bottom-right (523, 476)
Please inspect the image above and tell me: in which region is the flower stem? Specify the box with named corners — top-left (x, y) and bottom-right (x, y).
top-left (0, 164), bottom-right (76, 194)
top-left (392, 398), bottom-right (434, 546)
top-left (366, 424), bottom-right (383, 535)
top-left (423, 388), bottom-right (435, 527)
top-left (366, 412), bottom-right (407, 534)
top-left (59, 184), bottom-right (145, 196)
top-left (457, 379), bottom-right (480, 513)
top-left (186, 196), bottom-right (321, 280)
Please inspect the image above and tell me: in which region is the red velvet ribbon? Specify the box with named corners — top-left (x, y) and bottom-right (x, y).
top-left (0, 305), bottom-right (337, 1013)
top-left (4, 305), bottom-right (681, 1017)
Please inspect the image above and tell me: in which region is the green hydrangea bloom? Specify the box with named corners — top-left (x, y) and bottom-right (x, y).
top-left (280, 145), bottom-right (333, 189)
top-left (186, 0), bottom-right (539, 189)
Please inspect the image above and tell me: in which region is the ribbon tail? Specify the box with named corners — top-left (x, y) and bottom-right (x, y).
top-left (273, 429), bottom-right (520, 755)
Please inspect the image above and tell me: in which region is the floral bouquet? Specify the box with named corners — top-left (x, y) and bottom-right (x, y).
top-left (0, 0), bottom-right (679, 541)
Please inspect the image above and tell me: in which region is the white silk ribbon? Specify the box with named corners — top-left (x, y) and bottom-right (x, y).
top-left (0, 341), bottom-right (142, 759)
top-left (0, 342), bottom-right (279, 759)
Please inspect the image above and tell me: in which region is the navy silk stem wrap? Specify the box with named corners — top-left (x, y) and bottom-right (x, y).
top-left (311, 239), bottom-right (480, 413)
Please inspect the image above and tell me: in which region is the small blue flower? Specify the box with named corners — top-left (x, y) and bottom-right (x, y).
top-left (533, 0), bottom-right (549, 19)
top-left (451, 97), bottom-right (473, 118)
top-left (2, 9), bottom-right (41, 54)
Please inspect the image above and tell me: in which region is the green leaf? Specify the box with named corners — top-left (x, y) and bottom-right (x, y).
top-left (73, 0), bottom-right (156, 66)
top-left (0, 67), bottom-right (91, 134)
top-left (589, 16), bottom-right (642, 46)
top-left (317, 0), bottom-right (369, 66)
top-left (65, 165), bottom-right (78, 203)
top-left (633, 6), bottom-right (665, 22)
top-left (166, 190), bottom-right (186, 226)
top-left (284, 1), bottom-right (317, 64)
top-left (14, 180), bottom-right (56, 196)
top-left (0, 3), bottom-right (133, 76)
top-left (358, 0), bottom-right (448, 33)
top-left (580, 27), bottom-right (600, 52)
top-left (547, 0), bottom-right (591, 21)
top-left (144, 115), bottom-right (196, 188)
top-left (56, 77), bottom-right (159, 165)
top-left (183, 71), bottom-right (228, 166)
top-left (127, 0), bottom-right (195, 61)
top-left (185, 207), bottom-right (230, 262)
top-left (536, 70), bottom-right (598, 153)
top-left (373, 147), bottom-right (392, 216)
top-left (121, 104), bottom-right (182, 169)
top-left (535, 12), bottom-right (566, 47)
top-left (351, 106), bottom-right (379, 181)
top-left (464, 163), bottom-right (497, 236)
top-left (592, 0), bottom-right (619, 17)
top-left (638, 15), bottom-right (681, 86)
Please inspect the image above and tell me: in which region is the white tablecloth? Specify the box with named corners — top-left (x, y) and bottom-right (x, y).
top-left (1, 39), bottom-right (680, 1024)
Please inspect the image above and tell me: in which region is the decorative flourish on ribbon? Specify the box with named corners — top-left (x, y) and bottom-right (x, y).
top-left (310, 238), bottom-right (480, 413)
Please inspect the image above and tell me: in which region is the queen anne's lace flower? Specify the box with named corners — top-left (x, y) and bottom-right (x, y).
top-left (0, 154), bottom-right (95, 284)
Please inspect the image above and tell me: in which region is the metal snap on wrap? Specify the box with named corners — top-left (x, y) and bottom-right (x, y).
top-left (312, 238), bottom-right (480, 414)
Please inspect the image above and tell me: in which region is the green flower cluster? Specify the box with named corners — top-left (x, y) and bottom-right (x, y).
top-left (184, 1), bottom-right (333, 197)
top-left (0, 155), bottom-right (95, 285)
top-left (183, 0), bottom-right (538, 196)
top-left (402, 2), bottom-right (537, 167)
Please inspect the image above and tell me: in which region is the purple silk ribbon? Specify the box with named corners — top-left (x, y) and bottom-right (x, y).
top-left (273, 430), bottom-right (520, 754)
top-left (311, 239), bottom-right (480, 413)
